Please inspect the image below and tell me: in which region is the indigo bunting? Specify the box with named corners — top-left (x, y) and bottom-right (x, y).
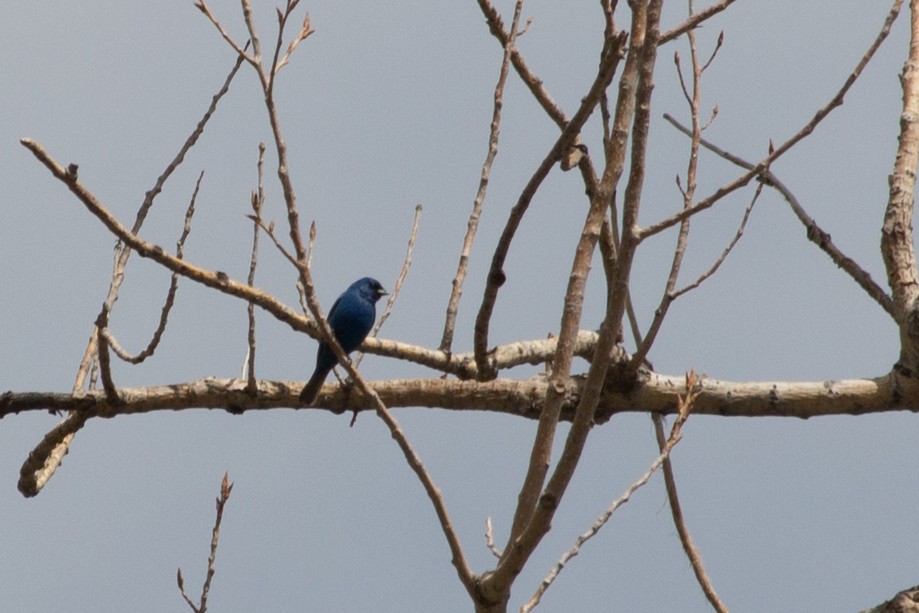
top-left (299, 277), bottom-right (388, 404)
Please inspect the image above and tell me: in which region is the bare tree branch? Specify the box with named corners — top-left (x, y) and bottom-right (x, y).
top-left (194, 5), bottom-right (479, 596)
top-left (473, 16), bottom-right (626, 382)
top-left (102, 170), bottom-right (204, 365)
top-left (521, 372), bottom-right (696, 613)
top-left (177, 472), bottom-right (234, 613)
top-left (485, 517), bottom-right (503, 559)
top-left (663, 112), bottom-right (895, 317)
top-left (7, 368), bottom-right (919, 422)
top-left (653, 400), bottom-right (727, 612)
top-left (640, 0), bottom-right (905, 241)
top-left (658, 0), bottom-right (736, 45)
top-left (441, 1), bottom-right (518, 353)
top-left (628, 14), bottom-right (713, 375)
top-left (672, 181), bottom-right (760, 299)
top-left (370, 205), bottom-right (422, 343)
top-left (16, 48), bottom-right (246, 497)
top-left (883, 0), bottom-right (919, 372)
top-left (243, 146), bottom-right (266, 393)
top-left (482, 3), bottom-right (665, 606)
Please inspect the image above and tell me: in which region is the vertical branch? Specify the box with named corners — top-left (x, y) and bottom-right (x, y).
top-left (479, 6), bottom-right (657, 606)
top-left (439, 0), bottom-right (522, 354)
top-left (244, 144), bottom-right (267, 392)
top-left (372, 205), bottom-right (422, 338)
top-left (95, 309), bottom-right (120, 403)
top-left (501, 27), bottom-right (628, 546)
top-left (627, 7), bottom-right (708, 375)
top-left (883, 0), bottom-right (919, 372)
top-left (600, 0), bottom-right (665, 361)
top-left (177, 473), bottom-right (234, 613)
top-left (354, 204), bottom-right (422, 372)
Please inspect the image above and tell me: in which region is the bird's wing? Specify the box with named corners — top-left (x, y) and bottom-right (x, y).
top-left (326, 294), bottom-right (344, 323)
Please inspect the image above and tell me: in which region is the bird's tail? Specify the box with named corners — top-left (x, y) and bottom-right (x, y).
top-left (299, 368), bottom-right (328, 405)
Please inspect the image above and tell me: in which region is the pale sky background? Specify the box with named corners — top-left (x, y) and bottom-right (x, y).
top-left (2, 2), bottom-right (916, 612)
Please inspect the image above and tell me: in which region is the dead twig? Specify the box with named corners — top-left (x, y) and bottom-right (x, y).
top-left (243, 146), bottom-right (266, 392)
top-left (370, 204), bottom-right (421, 344)
top-left (640, 0), bottom-right (904, 242)
top-left (658, 0), bottom-right (736, 45)
top-left (629, 19), bottom-right (724, 375)
top-left (672, 179), bottom-right (760, 299)
top-left (521, 371), bottom-right (697, 612)
top-left (440, 1), bottom-right (518, 353)
top-left (485, 516), bottom-right (503, 559)
top-left (177, 473), bottom-right (234, 613)
top-left (102, 171), bottom-right (204, 365)
top-left (651, 370), bottom-right (725, 611)
top-left (662, 112), bottom-right (895, 318)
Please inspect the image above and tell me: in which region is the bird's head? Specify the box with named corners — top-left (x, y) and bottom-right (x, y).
top-left (352, 277), bottom-right (388, 303)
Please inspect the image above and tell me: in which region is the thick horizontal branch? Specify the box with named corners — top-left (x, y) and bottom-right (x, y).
top-left (4, 369), bottom-right (916, 421)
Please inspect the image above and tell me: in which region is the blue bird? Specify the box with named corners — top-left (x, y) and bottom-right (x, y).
top-left (299, 277), bottom-right (388, 405)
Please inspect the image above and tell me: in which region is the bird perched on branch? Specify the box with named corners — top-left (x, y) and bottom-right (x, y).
top-left (299, 277), bottom-right (388, 405)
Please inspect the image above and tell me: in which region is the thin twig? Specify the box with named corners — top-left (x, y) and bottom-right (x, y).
top-left (640, 0), bottom-right (904, 242)
top-left (521, 372), bottom-right (697, 613)
top-left (274, 10), bottom-right (315, 76)
top-left (177, 472), bottom-right (234, 613)
top-left (658, 0), bottom-right (735, 45)
top-left (485, 516), bottom-right (503, 559)
top-left (102, 171), bottom-right (204, 364)
top-left (439, 2), bottom-right (518, 353)
top-left (662, 112), bottom-right (895, 317)
top-left (672, 180), bottom-right (760, 299)
top-left (477, 0), bottom-right (567, 129)
top-left (195, 1), bottom-right (258, 67)
top-left (628, 11), bottom-right (709, 375)
top-left (373, 204), bottom-right (422, 340)
top-left (652, 410), bottom-right (728, 613)
top-left (244, 146), bottom-right (266, 392)
top-left (351, 202), bottom-right (421, 407)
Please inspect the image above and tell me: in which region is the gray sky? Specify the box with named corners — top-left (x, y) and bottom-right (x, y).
top-left (2, 2), bottom-right (915, 611)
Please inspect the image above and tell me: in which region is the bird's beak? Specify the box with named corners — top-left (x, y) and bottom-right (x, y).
top-left (378, 287), bottom-right (389, 297)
